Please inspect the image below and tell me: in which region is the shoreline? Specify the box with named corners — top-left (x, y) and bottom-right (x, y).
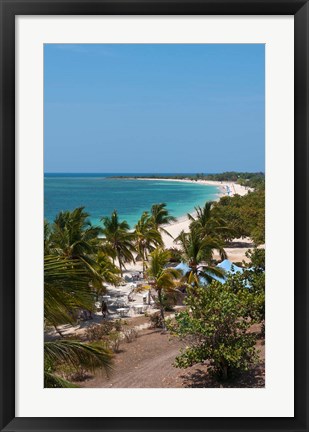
top-left (98, 178), bottom-right (251, 253)
top-left (158, 179), bottom-right (250, 250)
top-left (131, 178), bottom-right (250, 249)
top-left (134, 177), bottom-right (250, 198)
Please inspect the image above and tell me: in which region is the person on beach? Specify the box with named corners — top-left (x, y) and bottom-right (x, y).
top-left (101, 300), bottom-right (108, 318)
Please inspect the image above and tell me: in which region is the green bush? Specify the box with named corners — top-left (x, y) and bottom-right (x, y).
top-left (108, 331), bottom-right (121, 352)
top-left (212, 189), bottom-right (265, 245)
top-left (169, 281), bottom-right (260, 381)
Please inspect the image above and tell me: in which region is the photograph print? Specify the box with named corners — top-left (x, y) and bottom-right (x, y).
top-left (44, 44), bottom-right (265, 388)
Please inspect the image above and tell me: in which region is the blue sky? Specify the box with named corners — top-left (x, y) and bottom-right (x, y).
top-left (44, 44), bottom-right (265, 173)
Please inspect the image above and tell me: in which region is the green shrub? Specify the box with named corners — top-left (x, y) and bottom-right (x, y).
top-left (169, 282), bottom-right (259, 381)
top-left (108, 331), bottom-right (121, 352)
top-left (212, 189), bottom-right (265, 245)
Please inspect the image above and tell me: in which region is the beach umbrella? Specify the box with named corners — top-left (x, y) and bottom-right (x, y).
top-left (175, 259), bottom-right (249, 286)
top-left (200, 259), bottom-right (243, 284)
top-left (217, 259), bottom-right (244, 275)
top-left (215, 259), bottom-right (254, 288)
top-left (175, 262), bottom-right (191, 275)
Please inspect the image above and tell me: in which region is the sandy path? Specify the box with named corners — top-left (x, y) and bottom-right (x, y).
top-left (81, 329), bottom-right (183, 388)
top-left (79, 327), bottom-right (265, 389)
top-left (103, 344), bottom-right (180, 389)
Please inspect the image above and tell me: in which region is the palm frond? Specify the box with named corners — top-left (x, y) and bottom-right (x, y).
top-left (44, 340), bottom-right (113, 374)
top-left (158, 226), bottom-right (174, 239)
top-left (199, 265), bottom-right (226, 284)
top-left (44, 255), bottom-right (94, 326)
top-left (151, 203), bottom-right (176, 226)
top-left (44, 371), bottom-right (79, 388)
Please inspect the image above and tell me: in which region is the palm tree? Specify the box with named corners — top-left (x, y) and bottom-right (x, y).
top-left (49, 207), bottom-right (102, 276)
top-left (44, 339), bottom-right (112, 388)
top-left (175, 228), bottom-right (225, 286)
top-left (44, 255), bottom-right (95, 327)
top-left (101, 210), bottom-right (135, 276)
top-left (44, 255), bottom-right (112, 387)
top-left (91, 251), bottom-right (121, 300)
top-left (188, 201), bottom-right (234, 245)
top-left (134, 211), bottom-right (163, 272)
top-left (143, 248), bottom-right (181, 330)
top-left (150, 203), bottom-right (176, 238)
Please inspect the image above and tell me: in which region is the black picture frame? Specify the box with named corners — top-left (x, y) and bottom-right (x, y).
top-left (0, 1), bottom-right (308, 431)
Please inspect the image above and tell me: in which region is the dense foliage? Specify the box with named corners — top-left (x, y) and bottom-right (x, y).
top-left (139, 248), bottom-right (181, 329)
top-left (113, 172), bottom-right (265, 190)
top-left (212, 189), bottom-right (265, 245)
top-left (169, 249), bottom-right (265, 380)
top-left (169, 281), bottom-right (260, 380)
top-left (175, 227), bottom-right (226, 285)
top-left (44, 254), bottom-right (113, 387)
top-left (201, 172), bottom-right (265, 189)
top-left (44, 175), bottom-right (265, 385)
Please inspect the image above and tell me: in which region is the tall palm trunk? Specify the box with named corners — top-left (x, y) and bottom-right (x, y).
top-left (116, 251), bottom-right (124, 277)
top-left (118, 260), bottom-right (123, 277)
top-left (141, 246), bottom-right (146, 273)
top-left (189, 261), bottom-right (199, 288)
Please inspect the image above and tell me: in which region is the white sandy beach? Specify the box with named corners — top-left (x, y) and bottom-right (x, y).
top-left (136, 177), bottom-right (250, 197)
top-left (46, 179), bottom-right (255, 338)
top-left (108, 179), bottom-right (255, 320)
top-left (102, 178), bottom-right (255, 273)
top-left (134, 178), bottom-right (255, 262)
top-left (143, 179), bottom-right (251, 249)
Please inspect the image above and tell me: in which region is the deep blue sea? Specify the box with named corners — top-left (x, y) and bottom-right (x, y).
top-left (44, 173), bottom-right (220, 228)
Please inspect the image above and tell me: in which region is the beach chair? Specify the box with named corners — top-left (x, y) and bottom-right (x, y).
top-left (94, 301), bottom-right (101, 312)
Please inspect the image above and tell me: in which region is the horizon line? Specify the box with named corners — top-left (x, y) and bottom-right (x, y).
top-left (44, 171), bottom-right (265, 175)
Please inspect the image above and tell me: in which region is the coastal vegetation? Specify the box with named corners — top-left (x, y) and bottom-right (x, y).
top-left (169, 249), bottom-right (265, 380)
top-left (188, 201), bottom-right (234, 241)
top-left (112, 172), bottom-right (265, 190)
top-left (140, 248), bottom-right (181, 329)
top-left (134, 211), bottom-right (163, 272)
top-left (44, 177), bottom-right (265, 387)
top-left (212, 188), bottom-right (265, 245)
top-left (150, 203), bottom-right (177, 237)
top-left (44, 255), bottom-right (113, 387)
top-left (101, 210), bottom-right (136, 276)
top-left (169, 281), bottom-right (260, 380)
top-left (175, 228), bottom-right (226, 286)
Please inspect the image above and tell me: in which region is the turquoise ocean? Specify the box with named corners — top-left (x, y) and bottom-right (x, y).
top-left (44, 173), bottom-right (220, 228)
